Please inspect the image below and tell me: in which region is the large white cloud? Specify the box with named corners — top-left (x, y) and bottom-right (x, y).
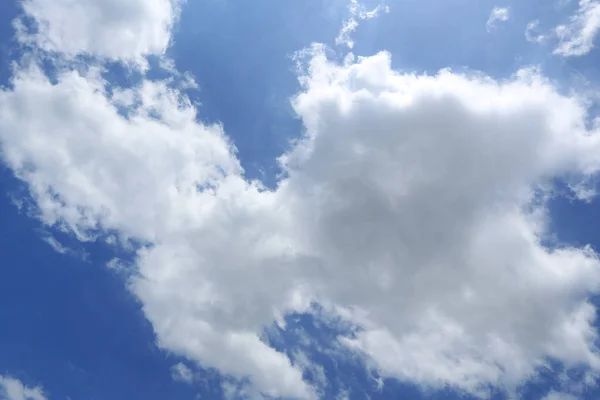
top-left (4, 48), bottom-right (600, 398)
top-left (4, 1), bottom-right (600, 399)
top-left (16, 0), bottom-right (180, 62)
top-left (0, 376), bottom-right (46, 400)
top-left (0, 62), bottom-right (314, 399)
top-left (280, 48), bottom-right (600, 395)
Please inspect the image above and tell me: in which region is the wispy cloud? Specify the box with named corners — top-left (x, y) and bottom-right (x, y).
top-left (171, 363), bottom-right (193, 384)
top-left (543, 391), bottom-right (578, 400)
top-left (41, 234), bottom-right (68, 254)
top-left (486, 6), bottom-right (510, 32)
top-left (336, 0), bottom-right (389, 48)
top-left (554, 0), bottom-right (600, 56)
top-left (525, 20), bottom-right (547, 43)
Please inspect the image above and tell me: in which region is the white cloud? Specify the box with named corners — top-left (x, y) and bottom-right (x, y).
top-left (336, 0), bottom-right (389, 49)
top-left (5, 47), bottom-right (600, 397)
top-left (336, 19), bottom-right (360, 49)
top-left (486, 7), bottom-right (510, 32)
top-left (0, 59), bottom-right (313, 400)
top-left (543, 392), bottom-right (578, 400)
top-left (525, 20), bottom-right (547, 43)
top-left (40, 234), bottom-right (68, 254)
top-left (283, 48), bottom-right (600, 395)
top-left (15, 0), bottom-right (181, 63)
top-left (554, 0), bottom-right (600, 56)
top-left (171, 363), bottom-right (194, 384)
top-left (0, 376), bottom-right (46, 400)
top-left (4, 2), bottom-right (600, 400)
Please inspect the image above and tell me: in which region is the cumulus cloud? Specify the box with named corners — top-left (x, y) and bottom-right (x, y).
top-left (283, 48), bottom-right (600, 395)
top-left (15, 0), bottom-right (181, 63)
top-left (486, 7), bottom-right (510, 32)
top-left (336, 0), bottom-right (389, 49)
top-left (0, 55), bottom-right (313, 400)
top-left (554, 0), bottom-right (600, 56)
top-left (0, 376), bottom-right (46, 400)
top-left (4, 1), bottom-right (600, 399)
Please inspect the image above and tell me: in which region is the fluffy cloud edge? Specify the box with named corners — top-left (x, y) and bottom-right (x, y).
top-left (15, 0), bottom-right (183, 65)
top-left (554, 0), bottom-right (600, 56)
top-left (0, 376), bottom-right (47, 400)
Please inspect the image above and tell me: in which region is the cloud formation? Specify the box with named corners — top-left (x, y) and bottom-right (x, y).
top-left (283, 48), bottom-right (600, 395)
top-left (171, 363), bottom-right (194, 384)
top-left (335, 0), bottom-right (389, 49)
top-left (554, 0), bottom-right (600, 56)
top-left (525, 20), bottom-right (546, 43)
top-left (0, 376), bottom-right (46, 400)
top-left (16, 0), bottom-right (181, 63)
top-left (3, 0), bottom-right (600, 399)
top-left (543, 392), bottom-right (578, 400)
top-left (486, 7), bottom-right (509, 32)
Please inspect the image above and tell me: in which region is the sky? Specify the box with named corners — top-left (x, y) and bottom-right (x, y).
top-left (2, 0), bottom-right (600, 399)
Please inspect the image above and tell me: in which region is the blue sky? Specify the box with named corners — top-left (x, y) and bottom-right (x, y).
top-left (2, 0), bottom-right (600, 399)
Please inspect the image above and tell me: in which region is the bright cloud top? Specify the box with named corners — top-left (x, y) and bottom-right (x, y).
top-left (16, 0), bottom-right (181, 62)
top-left (3, 0), bottom-right (600, 399)
top-left (555, 0), bottom-right (600, 56)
